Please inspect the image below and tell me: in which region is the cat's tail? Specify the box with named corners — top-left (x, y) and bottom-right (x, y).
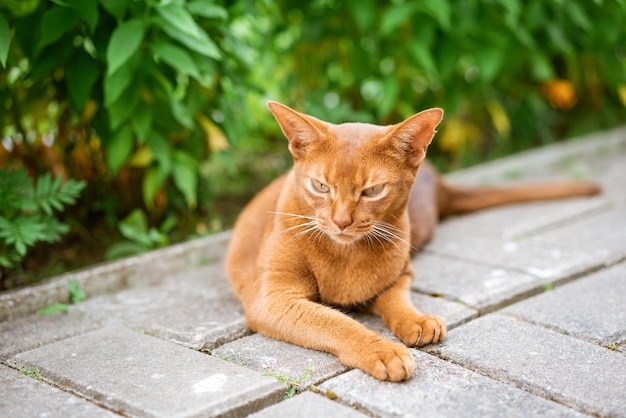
top-left (439, 180), bottom-right (602, 217)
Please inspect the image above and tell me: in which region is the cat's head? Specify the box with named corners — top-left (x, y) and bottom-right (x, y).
top-left (268, 101), bottom-right (443, 246)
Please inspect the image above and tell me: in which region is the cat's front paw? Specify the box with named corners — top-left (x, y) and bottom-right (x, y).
top-left (344, 339), bottom-right (415, 382)
top-left (393, 314), bottom-right (446, 347)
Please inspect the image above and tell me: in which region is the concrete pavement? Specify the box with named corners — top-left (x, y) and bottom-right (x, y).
top-left (1, 127), bottom-right (625, 417)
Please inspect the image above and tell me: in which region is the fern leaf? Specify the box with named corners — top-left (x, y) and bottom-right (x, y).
top-left (0, 168), bottom-right (33, 215)
top-left (32, 174), bottom-right (86, 214)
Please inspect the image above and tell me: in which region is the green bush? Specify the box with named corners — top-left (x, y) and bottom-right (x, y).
top-left (0, 0), bottom-right (246, 215)
top-left (262, 0), bottom-right (626, 167)
top-left (0, 168), bottom-right (85, 278)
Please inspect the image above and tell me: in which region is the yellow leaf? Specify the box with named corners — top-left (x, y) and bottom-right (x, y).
top-left (128, 145), bottom-right (154, 167)
top-left (198, 114), bottom-right (229, 151)
top-left (618, 84), bottom-right (626, 107)
top-left (438, 118), bottom-right (480, 152)
top-left (486, 100), bottom-right (510, 138)
top-left (81, 99), bottom-right (99, 124)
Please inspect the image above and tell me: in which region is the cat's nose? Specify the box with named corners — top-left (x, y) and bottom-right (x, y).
top-left (332, 215), bottom-right (353, 230)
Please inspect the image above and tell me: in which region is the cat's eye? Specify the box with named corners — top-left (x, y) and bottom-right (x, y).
top-left (311, 179), bottom-right (330, 193)
top-left (362, 185), bottom-right (385, 198)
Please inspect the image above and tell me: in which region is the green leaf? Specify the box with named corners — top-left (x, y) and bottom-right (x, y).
top-left (118, 209), bottom-right (152, 247)
top-left (106, 18), bottom-right (144, 75)
top-left (150, 41), bottom-right (201, 79)
top-left (155, 2), bottom-right (202, 39)
top-left (531, 53), bottom-right (555, 81)
top-left (564, 2), bottom-right (593, 31)
top-left (65, 50), bottom-right (101, 110)
top-left (107, 83), bottom-right (140, 130)
top-left (37, 303), bottom-right (69, 315)
top-left (105, 241), bottom-right (149, 260)
top-left (68, 279), bottom-right (86, 303)
top-left (69, 0), bottom-right (99, 33)
top-left (0, 216), bottom-right (48, 255)
top-left (497, 0), bottom-right (521, 29)
top-left (0, 168), bottom-right (32, 214)
top-left (0, 13), bottom-right (10, 67)
top-left (348, 0), bottom-right (375, 31)
top-left (100, 0), bottom-right (127, 20)
top-left (38, 5), bottom-right (79, 52)
top-left (159, 213), bottom-right (178, 234)
top-left (153, 16), bottom-right (221, 60)
top-left (142, 164), bottom-right (168, 209)
top-left (475, 47), bottom-right (504, 83)
top-left (131, 106), bottom-right (153, 142)
top-left (172, 151), bottom-right (198, 208)
top-left (546, 23), bottom-right (573, 53)
top-left (32, 173), bottom-right (85, 215)
top-left (380, 3), bottom-right (418, 36)
top-left (187, 1), bottom-right (228, 20)
top-left (145, 131), bottom-right (172, 174)
top-left (419, 0), bottom-right (451, 31)
top-left (378, 77), bottom-right (399, 117)
top-left (408, 41), bottom-right (439, 78)
top-left (104, 64), bottom-right (132, 106)
top-left (171, 99), bottom-right (194, 128)
top-left (106, 125), bottom-right (134, 174)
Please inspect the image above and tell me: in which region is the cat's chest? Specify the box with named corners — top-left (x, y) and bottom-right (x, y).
top-left (309, 247), bottom-right (407, 306)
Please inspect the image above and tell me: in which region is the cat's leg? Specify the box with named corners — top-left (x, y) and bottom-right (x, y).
top-left (369, 265), bottom-right (446, 347)
top-left (245, 282), bottom-right (415, 381)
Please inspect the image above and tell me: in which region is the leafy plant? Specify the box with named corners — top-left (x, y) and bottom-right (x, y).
top-left (15, 364), bottom-right (43, 380)
top-left (36, 279), bottom-right (87, 315)
top-left (105, 208), bottom-right (176, 260)
top-left (1, 0), bottom-right (245, 216)
top-left (262, 361), bottom-right (314, 399)
top-left (0, 168), bottom-right (85, 272)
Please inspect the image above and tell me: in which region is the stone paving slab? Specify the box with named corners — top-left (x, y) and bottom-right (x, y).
top-left (426, 228), bottom-right (600, 281)
top-left (424, 197), bottom-right (625, 281)
top-left (0, 311), bottom-right (98, 361)
top-left (412, 252), bottom-right (545, 311)
top-left (502, 261), bottom-right (626, 346)
top-left (249, 391), bottom-right (369, 418)
top-left (212, 333), bottom-right (347, 390)
top-left (71, 264), bottom-right (248, 351)
top-left (444, 126), bottom-right (626, 185)
top-left (0, 232), bottom-right (231, 322)
top-left (7, 327), bottom-right (285, 418)
top-left (0, 364), bottom-right (119, 418)
top-left (424, 314), bottom-right (626, 417)
top-left (434, 197), bottom-right (611, 241)
top-left (528, 203), bottom-right (626, 269)
top-left (319, 350), bottom-right (588, 418)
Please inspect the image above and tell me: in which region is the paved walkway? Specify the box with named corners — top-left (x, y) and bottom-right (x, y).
top-left (1, 128), bottom-right (625, 418)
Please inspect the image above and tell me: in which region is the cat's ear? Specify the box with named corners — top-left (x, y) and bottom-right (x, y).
top-left (267, 101), bottom-right (327, 160)
top-left (385, 108), bottom-right (444, 168)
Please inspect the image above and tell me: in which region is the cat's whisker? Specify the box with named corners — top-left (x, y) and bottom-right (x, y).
top-left (268, 211), bottom-right (323, 241)
top-left (366, 229), bottom-right (386, 249)
top-left (282, 221), bottom-right (317, 234)
top-left (370, 223), bottom-right (417, 252)
top-left (268, 211), bottom-right (317, 222)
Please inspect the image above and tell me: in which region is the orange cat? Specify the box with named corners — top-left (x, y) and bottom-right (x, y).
top-left (226, 101), bottom-right (601, 381)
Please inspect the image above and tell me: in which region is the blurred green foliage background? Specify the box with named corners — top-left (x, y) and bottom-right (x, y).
top-left (1, 0), bottom-right (625, 287)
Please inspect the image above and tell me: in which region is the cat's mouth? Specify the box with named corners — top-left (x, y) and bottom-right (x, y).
top-left (327, 230), bottom-right (361, 244)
